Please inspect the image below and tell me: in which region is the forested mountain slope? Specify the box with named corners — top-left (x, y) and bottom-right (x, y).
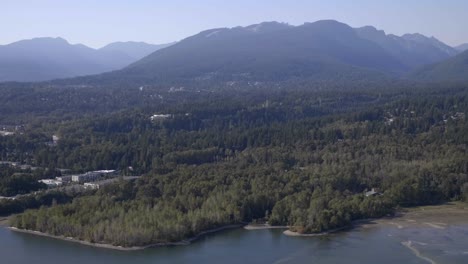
top-left (410, 50), bottom-right (468, 82)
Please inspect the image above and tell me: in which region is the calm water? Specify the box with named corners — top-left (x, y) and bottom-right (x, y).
top-left (1, 224), bottom-right (468, 264)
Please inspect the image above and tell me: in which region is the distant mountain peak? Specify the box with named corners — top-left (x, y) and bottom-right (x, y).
top-left (0, 37), bottom-right (174, 82)
top-left (244, 21), bottom-right (291, 32)
top-left (11, 37), bottom-right (70, 46)
top-left (301, 20), bottom-right (357, 37)
top-left (303, 19), bottom-right (350, 29)
top-left (355, 26), bottom-right (387, 39)
top-left (360, 25), bottom-right (378, 31)
top-left (99, 41), bottom-right (174, 60)
top-left (402, 33), bottom-right (427, 40)
top-left (356, 26), bottom-right (458, 68)
top-left (400, 34), bottom-right (454, 53)
top-left (305, 19), bottom-right (343, 25)
top-left (198, 22), bottom-right (292, 40)
top-left (31, 36), bottom-right (67, 41)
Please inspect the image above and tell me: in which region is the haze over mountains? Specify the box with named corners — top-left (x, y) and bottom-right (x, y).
top-left (117, 20), bottom-right (405, 84)
top-left (99, 42), bottom-right (174, 62)
top-left (0, 38), bottom-right (172, 82)
top-left (80, 20), bottom-right (464, 85)
top-left (1, 20), bottom-right (467, 84)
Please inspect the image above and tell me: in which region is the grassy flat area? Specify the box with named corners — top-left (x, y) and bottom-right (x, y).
top-left (369, 202), bottom-right (468, 229)
top-left (0, 216), bottom-right (11, 226)
top-left (404, 201), bottom-right (468, 212)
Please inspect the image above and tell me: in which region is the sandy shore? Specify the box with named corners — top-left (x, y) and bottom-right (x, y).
top-left (244, 224), bottom-right (289, 230)
top-left (283, 226), bottom-right (348, 237)
top-left (8, 224), bottom-right (242, 251)
top-left (244, 223), bottom-right (348, 236)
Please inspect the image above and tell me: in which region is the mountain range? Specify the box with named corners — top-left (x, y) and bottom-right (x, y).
top-left (0, 38), bottom-right (172, 82)
top-left (81, 20), bottom-right (463, 85)
top-left (111, 20), bottom-right (404, 85)
top-left (1, 20), bottom-right (468, 84)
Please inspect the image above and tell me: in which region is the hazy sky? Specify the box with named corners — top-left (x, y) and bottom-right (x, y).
top-left (2, 0), bottom-right (467, 48)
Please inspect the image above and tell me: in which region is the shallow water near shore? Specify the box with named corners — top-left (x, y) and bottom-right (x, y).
top-left (2, 220), bottom-right (468, 264)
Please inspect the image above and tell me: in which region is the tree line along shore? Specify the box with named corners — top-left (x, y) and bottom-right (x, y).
top-left (7, 203), bottom-right (468, 250)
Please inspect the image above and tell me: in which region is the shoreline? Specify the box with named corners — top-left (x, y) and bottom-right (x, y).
top-left (280, 202), bottom-right (468, 237)
top-left (243, 224), bottom-right (289, 230)
top-left (7, 224), bottom-right (242, 251)
top-left (283, 225), bottom-right (349, 237)
top-left (6, 203), bottom-right (468, 250)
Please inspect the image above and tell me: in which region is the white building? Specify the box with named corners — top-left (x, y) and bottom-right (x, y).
top-left (365, 188), bottom-right (381, 197)
top-left (71, 170), bottom-right (117, 183)
top-left (0, 131), bottom-right (14, 136)
top-left (39, 179), bottom-right (63, 188)
top-left (84, 179), bottom-right (116, 190)
top-left (150, 114), bottom-right (172, 121)
top-left (0, 161), bottom-right (19, 167)
top-left (84, 182), bottom-right (100, 190)
top-left (56, 175), bottom-right (73, 183)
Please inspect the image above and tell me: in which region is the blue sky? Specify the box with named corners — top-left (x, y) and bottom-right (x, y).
top-left (2, 0), bottom-right (467, 48)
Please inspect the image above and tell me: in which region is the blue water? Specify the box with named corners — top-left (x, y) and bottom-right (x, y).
top-left (1, 223), bottom-right (467, 264)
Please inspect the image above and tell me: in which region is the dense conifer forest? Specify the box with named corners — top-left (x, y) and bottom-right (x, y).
top-left (1, 83), bottom-right (467, 246)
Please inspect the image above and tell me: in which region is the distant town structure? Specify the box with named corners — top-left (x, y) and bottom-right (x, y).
top-left (36, 170), bottom-right (118, 190)
top-left (83, 179), bottom-right (117, 190)
top-left (71, 170), bottom-right (117, 183)
top-left (0, 161), bottom-right (20, 167)
top-left (0, 196), bottom-right (16, 200)
top-left (150, 114), bottom-right (172, 121)
top-left (365, 188), bottom-right (381, 197)
top-left (0, 131), bottom-right (15, 136)
top-left (0, 161), bottom-right (39, 170)
top-left (0, 124), bottom-right (24, 136)
top-left (46, 134), bottom-right (60, 147)
top-left (168, 86), bottom-right (185, 93)
top-left (56, 175), bottom-right (73, 183)
top-left (18, 164), bottom-right (36, 170)
top-left (39, 179), bottom-right (63, 188)
top-left (84, 176), bottom-right (140, 190)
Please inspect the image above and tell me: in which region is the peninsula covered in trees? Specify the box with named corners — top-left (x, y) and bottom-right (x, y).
top-left (2, 82), bottom-right (467, 247)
